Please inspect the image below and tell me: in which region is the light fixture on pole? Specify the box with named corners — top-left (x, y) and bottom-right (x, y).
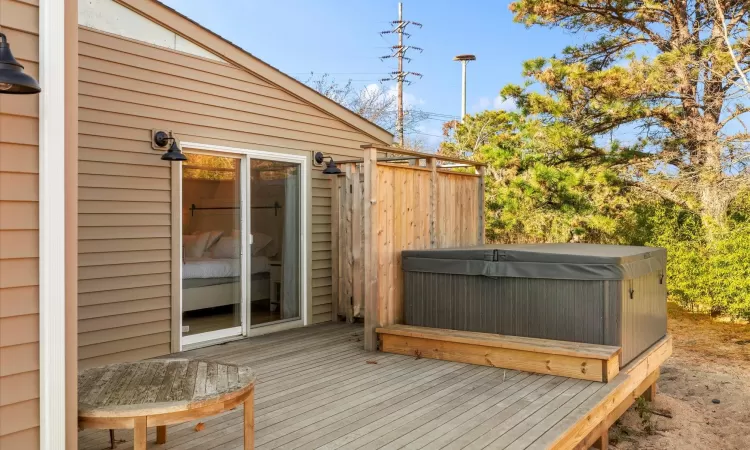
top-left (0, 32), bottom-right (41, 94)
top-left (453, 54), bottom-right (476, 121)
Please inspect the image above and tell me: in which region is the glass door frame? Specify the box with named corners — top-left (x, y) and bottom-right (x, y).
top-left (179, 149), bottom-right (248, 347)
top-left (178, 142), bottom-right (310, 350)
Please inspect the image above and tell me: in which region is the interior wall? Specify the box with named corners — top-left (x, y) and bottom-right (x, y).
top-left (0, 0), bottom-right (41, 447)
top-left (76, 25), bottom-right (387, 368)
top-left (182, 178), bottom-right (242, 236)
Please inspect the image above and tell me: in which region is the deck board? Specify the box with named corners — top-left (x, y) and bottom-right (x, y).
top-left (78, 322), bottom-right (624, 450)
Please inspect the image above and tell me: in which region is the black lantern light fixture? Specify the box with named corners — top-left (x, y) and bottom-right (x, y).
top-left (314, 152), bottom-right (341, 175)
top-left (154, 131), bottom-right (187, 162)
top-left (0, 32), bottom-right (41, 94)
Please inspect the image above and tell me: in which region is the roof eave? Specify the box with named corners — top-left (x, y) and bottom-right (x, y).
top-left (114, 0), bottom-right (395, 145)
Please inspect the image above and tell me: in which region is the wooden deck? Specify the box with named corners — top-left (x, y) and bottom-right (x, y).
top-left (78, 322), bottom-right (669, 450)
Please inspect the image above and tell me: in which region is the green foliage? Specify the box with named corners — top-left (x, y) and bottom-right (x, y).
top-left (506, 0), bottom-right (750, 228)
top-left (642, 198), bottom-right (750, 319)
top-left (441, 110), bottom-right (635, 245)
top-left (440, 0), bottom-right (750, 318)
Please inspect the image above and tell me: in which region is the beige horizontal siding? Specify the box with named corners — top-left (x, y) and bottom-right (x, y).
top-left (78, 320), bottom-right (171, 347)
top-left (0, 201), bottom-right (38, 229)
top-left (0, 143), bottom-right (38, 173)
top-left (0, 2), bottom-right (39, 446)
top-left (79, 238), bottom-right (170, 253)
top-left (77, 344), bottom-right (171, 371)
top-left (78, 331), bottom-right (170, 360)
top-left (78, 285), bottom-right (171, 307)
top-left (0, 0), bottom-right (38, 35)
top-left (0, 286), bottom-right (39, 318)
top-left (0, 371), bottom-right (39, 407)
top-left (77, 25), bottom-right (387, 366)
top-left (79, 249), bottom-right (170, 267)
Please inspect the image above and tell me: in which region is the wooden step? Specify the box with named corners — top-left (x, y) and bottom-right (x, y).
top-left (376, 325), bottom-right (622, 382)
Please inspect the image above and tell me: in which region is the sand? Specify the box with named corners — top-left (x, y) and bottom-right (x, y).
top-left (610, 304), bottom-right (750, 449)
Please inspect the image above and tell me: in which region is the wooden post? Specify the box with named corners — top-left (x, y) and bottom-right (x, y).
top-left (363, 146), bottom-right (379, 351)
top-left (330, 174), bottom-right (340, 322)
top-left (156, 425), bottom-right (167, 444)
top-left (133, 417), bottom-right (147, 450)
top-left (641, 381), bottom-right (657, 402)
top-left (592, 426), bottom-right (609, 450)
top-left (477, 165), bottom-right (485, 244)
top-left (428, 157), bottom-right (437, 248)
top-left (351, 164), bottom-right (363, 318)
top-left (244, 389), bottom-right (254, 449)
top-left (343, 164), bottom-right (354, 323)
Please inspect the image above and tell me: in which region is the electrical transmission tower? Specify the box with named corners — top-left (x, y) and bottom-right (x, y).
top-left (381, 2), bottom-right (422, 146)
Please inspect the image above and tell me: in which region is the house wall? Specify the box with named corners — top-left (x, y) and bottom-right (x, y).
top-left (77, 26), bottom-right (385, 368)
top-left (0, 0), bottom-right (41, 447)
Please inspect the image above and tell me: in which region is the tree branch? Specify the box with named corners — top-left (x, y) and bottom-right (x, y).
top-left (621, 178), bottom-right (693, 210)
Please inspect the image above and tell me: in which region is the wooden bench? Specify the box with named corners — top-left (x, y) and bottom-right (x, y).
top-left (78, 359), bottom-right (256, 449)
top-left (377, 325), bottom-right (621, 382)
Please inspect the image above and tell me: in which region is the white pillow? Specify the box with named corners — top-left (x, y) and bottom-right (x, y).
top-left (184, 231), bottom-right (211, 258)
top-left (211, 237), bottom-right (241, 259)
top-left (252, 233), bottom-right (273, 256)
top-left (203, 230), bottom-right (224, 255)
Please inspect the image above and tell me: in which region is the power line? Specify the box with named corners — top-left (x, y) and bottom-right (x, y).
top-left (380, 2), bottom-right (422, 146)
top-left (288, 72), bottom-right (392, 75)
top-left (410, 131), bottom-right (445, 138)
top-left (423, 112), bottom-right (459, 119)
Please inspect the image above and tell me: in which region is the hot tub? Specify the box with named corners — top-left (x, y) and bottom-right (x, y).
top-left (401, 243), bottom-right (667, 366)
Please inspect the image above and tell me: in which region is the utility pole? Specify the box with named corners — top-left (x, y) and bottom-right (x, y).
top-left (381, 2), bottom-right (422, 146)
top-left (454, 54), bottom-right (476, 122)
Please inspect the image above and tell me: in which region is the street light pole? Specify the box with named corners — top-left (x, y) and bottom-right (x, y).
top-left (453, 54), bottom-right (476, 122)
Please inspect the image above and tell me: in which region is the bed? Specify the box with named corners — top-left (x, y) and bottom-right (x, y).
top-left (181, 231), bottom-right (276, 312)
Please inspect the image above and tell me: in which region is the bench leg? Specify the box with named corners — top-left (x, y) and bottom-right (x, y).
top-left (156, 425), bottom-right (167, 444)
top-left (133, 417), bottom-right (147, 450)
top-left (244, 389), bottom-right (254, 449)
top-left (109, 429), bottom-right (115, 449)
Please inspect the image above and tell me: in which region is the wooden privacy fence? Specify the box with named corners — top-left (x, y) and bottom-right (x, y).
top-left (331, 145), bottom-right (486, 350)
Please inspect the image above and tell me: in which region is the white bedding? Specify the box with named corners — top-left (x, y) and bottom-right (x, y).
top-left (183, 256), bottom-right (270, 279)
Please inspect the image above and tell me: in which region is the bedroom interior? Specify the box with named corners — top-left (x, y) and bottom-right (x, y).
top-left (180, 152), bottom-right (301, 344)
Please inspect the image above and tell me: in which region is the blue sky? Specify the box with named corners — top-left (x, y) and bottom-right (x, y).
top-left (161, 0), bottom-right (577, 147)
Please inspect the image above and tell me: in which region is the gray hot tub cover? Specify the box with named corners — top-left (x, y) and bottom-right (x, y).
top-left (401, 243), bottom-right (666, 281)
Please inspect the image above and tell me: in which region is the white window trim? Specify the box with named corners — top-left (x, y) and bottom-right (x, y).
top-left (179, 142), bottom-right (311, 350)
top-left (38, 0), bottom-right (67, 447)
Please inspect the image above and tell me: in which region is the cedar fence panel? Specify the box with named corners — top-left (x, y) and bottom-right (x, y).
top-left (331, 146), bottom-right (485, 350)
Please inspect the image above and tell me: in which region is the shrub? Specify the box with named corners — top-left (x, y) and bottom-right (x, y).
top-left (642, 203), bottom-right (750, 319)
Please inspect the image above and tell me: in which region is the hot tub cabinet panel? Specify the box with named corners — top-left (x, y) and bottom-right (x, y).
top-left (402, 244), bottom-right (667, 366)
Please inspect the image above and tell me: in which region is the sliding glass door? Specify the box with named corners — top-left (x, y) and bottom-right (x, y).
top-left (249, 158), bottom-right (301, 327)
top-left (181, 152), bottom-right (246, 345)
top-left (179, 146), bottom-right (305, 347)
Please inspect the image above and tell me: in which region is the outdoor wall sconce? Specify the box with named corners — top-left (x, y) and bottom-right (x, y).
top-left (314, 152), bottom-right (341, 175)
top-left (154, 131), bottom-right (187, 162)
top-left (0, 32), bottom-right (41, 94)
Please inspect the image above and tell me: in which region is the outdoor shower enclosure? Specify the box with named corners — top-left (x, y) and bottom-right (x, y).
top-left (402, 243), bottom-right (668, 366)
top-left (331, 145), bottom-right (486, 350)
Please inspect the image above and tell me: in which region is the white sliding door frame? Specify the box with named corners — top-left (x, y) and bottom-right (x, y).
top-left (178, 142), bottom-right (310, 350)
top-left (178, 149), bottom-right (247, 348)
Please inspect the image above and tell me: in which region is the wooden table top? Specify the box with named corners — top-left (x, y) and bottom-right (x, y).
top-left (78, 359), bottom-right (256, 418)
